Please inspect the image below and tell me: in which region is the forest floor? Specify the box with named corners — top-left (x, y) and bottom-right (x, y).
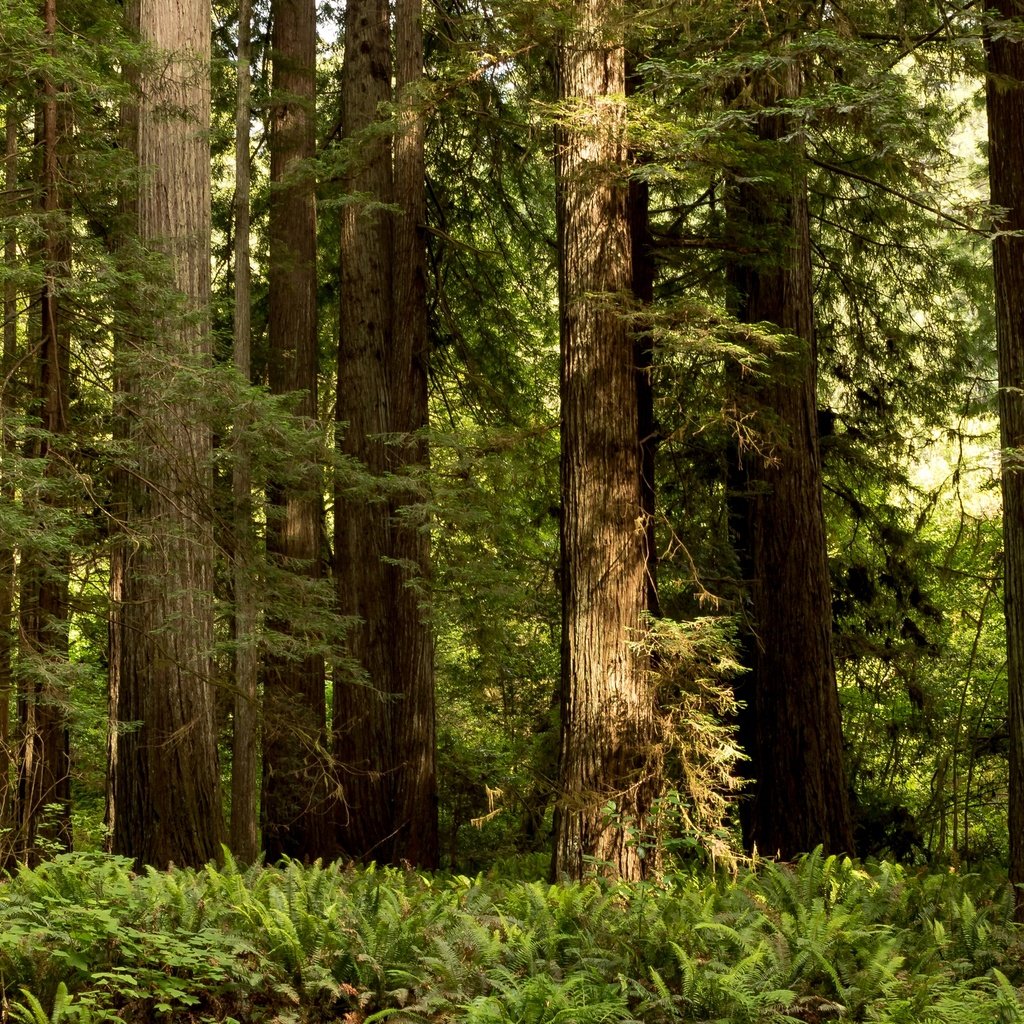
top-left (0, 848), bottom-right (1022, 1023)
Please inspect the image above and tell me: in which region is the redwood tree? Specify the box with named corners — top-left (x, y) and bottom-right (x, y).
top-left (335, 0), bottom-right (397, 863)
top-left (18, 0), bottom-right (72, 861)
top-left (726, 52), bottom-right (853, 858)
top-left (108, 0), bottom-right (223, 868)
top-left (230, 0), bottom-right (258, 864)
top-left (334, 0), bottom-right (437, 867)
top-left (985, 0), bottom-right (1024, 914)
top-left (627, 59), bottom-right (659, 619)
top-left (0, 107), bottom-right (15, 845)
top-left (389, 0), bottom-right (437, 872)
top-left (551, 0), bottom-right (660, 882)
top-left (261, 0), bottom-right (330, 862)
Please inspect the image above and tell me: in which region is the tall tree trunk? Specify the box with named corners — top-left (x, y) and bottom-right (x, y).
top-left (109, 0), bottom-right (224, 869)
top-left (626, 59), bottom-right (659, 619)
top-left (985, 0), bottom-right (1024, 918)
top-left (726, 57), bottom-right (853, 858)
top-left (18, 0), bottom-right (72, 862)
top-left (0, 107), bottom-right (18, 850)
top-left (389, 0), bottom-right (437, 870)
top-left (551, 0), bottom-right (660, 882)
top-left (334, 0), bottom-right (438, 866)
top-left (335, 0), bottom-right (394, 862)
top-left (262, 0), bottom-right (329, 862)
top-left (230, 0), bottom-right (258, 865)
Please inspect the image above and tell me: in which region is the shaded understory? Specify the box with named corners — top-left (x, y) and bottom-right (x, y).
top-left (1, 849), bottom-right (1023, 1023)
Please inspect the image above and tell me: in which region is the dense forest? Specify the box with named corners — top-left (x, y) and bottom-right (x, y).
top-left (2, 0), bottom-right (1024, 911)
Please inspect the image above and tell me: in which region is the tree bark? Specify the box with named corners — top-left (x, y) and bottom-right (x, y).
top-left (726, 58), bottom-right (853, 858)
top-left (389, 0), bottom-right (438, 870)
top-left (551, 0), bottom-right (660, 882)
top-left (109, 0), bottom-right (224, 869)
top-left (334, 0), bottom-right (438, 866)
top-left (985, 0), bottom-right (1024, 918)
top-left (626, 58), bottom-right (659, 619)
top-left (0, 107), bottom-right (18, 850)
top-left (18, 0), bottom-right (72, 862)
top-left (262, 0), bottom-right (330, 862)
top-left (230, 0), bottom-right (258, 865)
top-left (335, 0), bottom-right (395, 863)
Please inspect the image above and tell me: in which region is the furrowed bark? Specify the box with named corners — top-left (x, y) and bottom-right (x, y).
top-left (109, 0), bottom-right (224, 869)
top-left (552, 0), bottom-right (660, 882)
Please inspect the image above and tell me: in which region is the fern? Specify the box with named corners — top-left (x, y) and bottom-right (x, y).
top-left (637, 965), bottom-right (684, 1021)
top-left (4, 850), bottom-right (1024, 1024)
top-left (461, 969), bottom-right (639, 1024)
top-left (8, 983), bottom-right (116, 1024)
top-left (993, 969), bottom-right (1024, 1024)
top-left (10, 987), bottom-right (63, 1024)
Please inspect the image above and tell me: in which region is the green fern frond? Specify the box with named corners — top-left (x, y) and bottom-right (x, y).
top-left (993, 968), bottom-right (1024, 1024)
top-left (11, 988), bottom-right (52, 1024)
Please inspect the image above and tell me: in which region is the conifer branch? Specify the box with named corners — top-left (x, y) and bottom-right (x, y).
top-left (808, 155), bottom-right (986, 235)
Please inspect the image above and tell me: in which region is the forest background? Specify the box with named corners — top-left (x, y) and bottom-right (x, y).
top-left (0, 0), bottom-right (1022, 894)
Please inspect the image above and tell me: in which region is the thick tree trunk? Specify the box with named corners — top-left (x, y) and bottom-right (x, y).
top-left (109, 0), bottom-right (224, 869)
top-left (551, 0), bottom-right (660, 882)
top-left (388, 0), bottom-right (438, 870)
top-left (726, 60), bottom-right (853, 858)
top-left (334, 0), bottom-right (438, 866)
top-left (262, 0), bottom-right (330, 862)
top-left (18, 0), bottom-right (72, 862)
top-left (230, 0), bottom-right (258, 865)
top-left (335, 0), bottom-right (396, 862)
top-left (985, 0), bottom-right (1024, 918)
top-left (0, 108), bottom-right (18, 847)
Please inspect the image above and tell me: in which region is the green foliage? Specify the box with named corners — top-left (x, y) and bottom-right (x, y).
top-left (647, 617), bottom-right (746, 866)
top-left (2, 852), bottom-right (1024, 1024)
top-left (0, 0), bottom-right (1016, 894)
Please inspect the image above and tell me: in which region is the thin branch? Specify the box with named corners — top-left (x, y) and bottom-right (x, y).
top-left (809, 155), bottom-right (986, 236)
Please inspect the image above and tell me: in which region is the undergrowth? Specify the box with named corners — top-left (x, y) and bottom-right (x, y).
top-left (1, 849), bottom-right (1022, 1023)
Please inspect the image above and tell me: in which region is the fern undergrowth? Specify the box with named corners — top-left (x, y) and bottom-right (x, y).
top-left (0, 849), bottom-right (1022, 1024)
